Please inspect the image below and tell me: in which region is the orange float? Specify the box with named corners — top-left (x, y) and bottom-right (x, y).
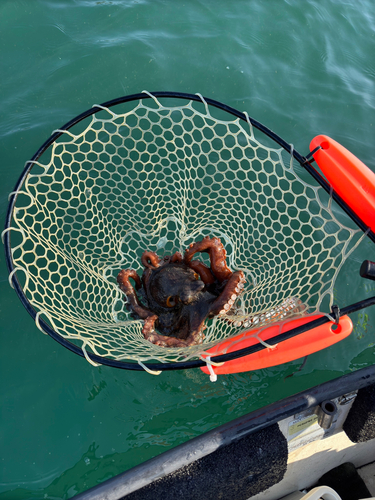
top-left (310, 135), bottom-right (375, 233)
top-left (200, 315), bottom-right (353, 376)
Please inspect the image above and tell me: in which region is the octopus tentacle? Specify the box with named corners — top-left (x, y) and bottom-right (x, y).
top-left (117, 269), bottom-right (155, 320)
top-left (187, 260), bottom-right (215, 285)
top-left (142, 314), bottom-right (159, 338)
top-left (184, 236), bottom-right (232, 282)
top-left (171, 251), bottom-right (183, 263)
top-left (141, 251), bottom-right (161, 269)
top-left (117, 270), bottom-right (163, 344)
top-left (117, 269), bottom-right (141, 290)
top-left (210, 271), bottom-right (246, 316)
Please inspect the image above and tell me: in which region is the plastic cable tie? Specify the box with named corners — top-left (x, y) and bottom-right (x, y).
top-left (302, 145), bottom-right (322, 164)
top-left (138, 360), bottom-right (162, 376)
top-left (331, 304), bottom-right (340, 325)
top-left (206, 356), bottom-right (218, 382)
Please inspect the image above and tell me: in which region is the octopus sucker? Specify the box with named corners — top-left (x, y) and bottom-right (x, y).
top-left (117, 236), bottom-right (246, 347)
top-left (235, 297), bottom-right (307, 330)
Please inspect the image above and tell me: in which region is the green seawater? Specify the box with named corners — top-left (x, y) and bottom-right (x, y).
top-left (0, 1), bottom-right (374, 498)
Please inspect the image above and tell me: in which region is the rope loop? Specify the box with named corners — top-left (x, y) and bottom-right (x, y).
top-left (51, 128), bottom-right (77, 139)
top-left (138, 360), bottom-right (162, 375)
top-left (1, 226), bottom-right (25, 245)
top-left (195, 93), bottom-right (209, 115)
top-left (8, 266), bottom-right (29, 291)
top-left (199, 355), bottom-right (225, 367)
top-left (255, 333), bottom-right (278, 350)
top-left (35, 310), bottom-right (59, 335)
top-left (24, 160), bottom-right (49, 173)
top-left (243, 111), bottom-right (255, 139)
top-left (8, 190), bottom-right (35, 209)
top-left (141, 90), bottom-right (162, 108)
top-left (81, 342), bottom-right (102, 367)
top-left (91, 104), bottom-right (118, 119)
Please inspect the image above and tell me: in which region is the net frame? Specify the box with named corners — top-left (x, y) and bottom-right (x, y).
top-left (3, 91), bottom-right (375, 372)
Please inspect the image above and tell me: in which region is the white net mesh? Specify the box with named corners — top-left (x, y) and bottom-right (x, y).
top-left (7, 93), bottom-right (360, 364)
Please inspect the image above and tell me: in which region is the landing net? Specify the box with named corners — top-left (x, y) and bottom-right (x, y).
top-left (4, 92), bottom-right (361, 366)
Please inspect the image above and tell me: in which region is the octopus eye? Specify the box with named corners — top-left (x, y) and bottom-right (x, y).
top-left (194, 273), bottom-right (200, 280)
top-left (166, 296), bottom-right (178, 308)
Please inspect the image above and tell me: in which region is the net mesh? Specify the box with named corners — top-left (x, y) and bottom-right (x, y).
top-left (7, 93), bottom-right (359, 364)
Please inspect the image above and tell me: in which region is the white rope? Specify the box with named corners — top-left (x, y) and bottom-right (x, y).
top-left (138, 360), bottom-right (162, 375)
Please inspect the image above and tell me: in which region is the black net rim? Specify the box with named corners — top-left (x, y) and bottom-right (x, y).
top-left (4, 91), bottom-right (375, 372)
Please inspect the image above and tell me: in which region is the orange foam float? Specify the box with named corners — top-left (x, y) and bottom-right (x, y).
top-left (310, 135), bottom-right (375, 233)
top-left (200, 315), bottom-right (353, 376)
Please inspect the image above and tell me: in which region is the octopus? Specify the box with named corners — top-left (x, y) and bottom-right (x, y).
top-left (117, 236), bottom-right (246, 347)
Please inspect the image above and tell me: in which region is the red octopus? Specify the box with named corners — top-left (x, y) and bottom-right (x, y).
top-left (117, 236), bottom-right (246, 347)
